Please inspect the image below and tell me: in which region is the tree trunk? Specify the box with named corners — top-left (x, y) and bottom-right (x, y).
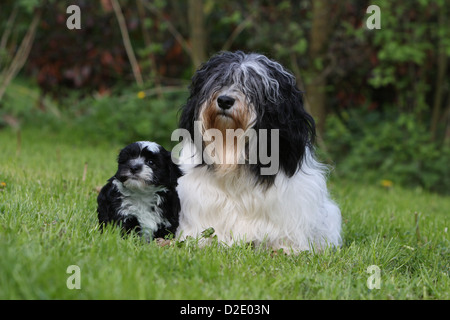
top-left (111, 0), bottom-right (143, 86)
top-left (306, 0), bottom-right (331, 138)
top-left (430, 6), bottom-right (448, 141)
top-left (188, 0), bottom-right (207, 70)
top-left (0, 8), bottom-right (41, 102)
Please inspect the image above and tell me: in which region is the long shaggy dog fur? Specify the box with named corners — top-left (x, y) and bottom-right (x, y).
top-left (176, 51), bottom-right (341, 252)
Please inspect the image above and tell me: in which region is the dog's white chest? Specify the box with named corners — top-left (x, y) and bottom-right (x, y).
top-left (113, 180), bottom-right (169, 235)
top-left (176, 161), bottom-right (342, 252)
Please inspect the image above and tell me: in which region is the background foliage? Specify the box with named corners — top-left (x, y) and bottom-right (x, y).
top-left (0, 0), bottom-right (449, 194)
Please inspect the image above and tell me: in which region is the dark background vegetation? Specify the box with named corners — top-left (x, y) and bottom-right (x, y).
top-left (1, 0), bottom-right (449, 194)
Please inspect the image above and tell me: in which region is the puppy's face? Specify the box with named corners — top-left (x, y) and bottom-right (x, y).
top-left (115, 141), bottom-right (175, 191)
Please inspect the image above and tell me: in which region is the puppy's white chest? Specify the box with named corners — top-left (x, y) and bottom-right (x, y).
top-left (113, 180), bottom-right (169, 234)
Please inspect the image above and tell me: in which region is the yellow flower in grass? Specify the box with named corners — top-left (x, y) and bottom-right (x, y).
top-left (0, 182), bottom-right (6, 189)
top-left (137, 91), bottom-right (146, 99)
top-left (380, 179), bottom-right (393, 188)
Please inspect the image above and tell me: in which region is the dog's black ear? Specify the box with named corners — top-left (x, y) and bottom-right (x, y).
top-left (281, 87), bottom-right (315, 176)
top-left (256, 77), bottom-right (316, 178)
top-left (179, 98), bottom-right (197, 138)
top-left (164, 150), bottom-right (183, 186)
top-left (179, 61), bottom-right (207, 136)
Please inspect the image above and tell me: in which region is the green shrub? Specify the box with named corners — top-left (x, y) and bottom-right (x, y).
top-left (1, 81), bottom-right (188, 150)
top-left (325, 110), bottom-right (450, 194)
top-left (71, 90), bottom-right (187, 149)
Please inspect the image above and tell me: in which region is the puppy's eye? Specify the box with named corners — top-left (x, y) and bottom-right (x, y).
top-left (145, 160), bottom-right (154, 166)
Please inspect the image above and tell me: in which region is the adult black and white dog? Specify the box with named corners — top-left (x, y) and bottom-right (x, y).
top-left (175, 51), bottom-right (342, 252)
top-left (97, 141), bottom-right (182, 240)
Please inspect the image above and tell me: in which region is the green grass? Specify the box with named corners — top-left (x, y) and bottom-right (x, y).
top-left (0, 128), bottom-right (448, 300)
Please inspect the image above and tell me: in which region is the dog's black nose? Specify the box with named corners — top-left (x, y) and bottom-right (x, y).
top-left (217, 95), bottom-right (235, 110)
top-left (129, 164), bottom-right (142, 174)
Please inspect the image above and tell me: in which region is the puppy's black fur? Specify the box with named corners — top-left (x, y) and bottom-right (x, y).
top-left (97, 141), bottom-right (182, 239)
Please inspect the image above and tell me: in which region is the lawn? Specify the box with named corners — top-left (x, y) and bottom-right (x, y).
top-left (0, 128), bottom-right (448, 300)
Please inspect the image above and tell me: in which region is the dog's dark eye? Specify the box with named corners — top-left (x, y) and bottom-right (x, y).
top-left (145, 160), bottom-right (154, 166)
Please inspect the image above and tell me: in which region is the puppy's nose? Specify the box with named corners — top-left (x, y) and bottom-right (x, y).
top-left (129, 164), bottom-right (142, 174)
top-left (217, 95), bottom-right (235, 110)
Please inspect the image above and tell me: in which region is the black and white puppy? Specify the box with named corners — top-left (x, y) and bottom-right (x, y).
top-left (97, 141), bottom-right (182, 240)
